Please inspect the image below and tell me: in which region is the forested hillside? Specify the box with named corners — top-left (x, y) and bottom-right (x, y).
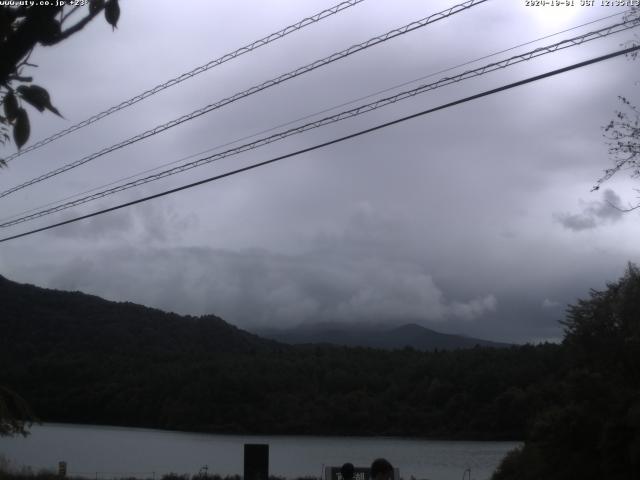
top-left (0, 274), bottom-right (561, 439)
top-left (492, 264), bottom-right (640, 480)
top-left (0, 275), bottom-right (279, 355)
top-left (4, 265), bottom-right (639, 479)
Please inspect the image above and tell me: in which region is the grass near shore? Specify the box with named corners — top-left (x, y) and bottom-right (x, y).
top-left (1, 474), bottom-right (224, 480)
top-left (0, 469), bottom-right (319, 480)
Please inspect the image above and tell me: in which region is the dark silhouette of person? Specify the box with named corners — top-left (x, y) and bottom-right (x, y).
top-left (370, 458), bottom-right (393, 480)
top-left (340, 462), bottom-right (355, 480)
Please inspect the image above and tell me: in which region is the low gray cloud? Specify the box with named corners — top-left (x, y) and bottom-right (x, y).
top-left (450, 294), bottom-right (497, 321)
top-left (35, 236), bottom-right (499, 329)
top-left (48, 201), bottom-right (198, 243)
top-left (2, 183), bottom-right (637, 344)
top-left (555, 189), bottom-right (624, 231)
top-left (2, 0), bottom-right (639, 347)
top-left (542, 298), bottom-right (560, 308)
top-left (1, 204), bottom-right (499, 332)
top-left (49, 205), bottom-right (135, 241)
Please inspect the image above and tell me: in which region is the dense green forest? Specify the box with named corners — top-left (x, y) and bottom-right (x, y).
top-left (492, 264), bottom-right (640, 480)
top-left (3, 341), bottom-right (565, 439)
top-left (0, 274), bottom-right (561, 440)
top-left (2, 265), bottom-right (640, 480)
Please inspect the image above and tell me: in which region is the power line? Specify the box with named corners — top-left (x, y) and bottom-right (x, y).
top-left (0, 0), bottom-right (488, 199)
top-left (2, 0), bottom-right (366, 163)
top-left (1, 8), bottom-right (629, 226)
top-left (1, 18), bottom-right (635, 229)
top-left (1, 45), bottom-right (637, 244)
top-left (2, 18), bottom-right (634, 227)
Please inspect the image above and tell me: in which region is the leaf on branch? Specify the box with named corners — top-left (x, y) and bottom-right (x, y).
top-left (0, 158), bottom-right (6, 169)
top-left (105, 0), bottom-right (120, 30)
top-left (3, 93), bottom-right (19, 123)
top-left (8, 75), bottom-right (33, 83)
top-left (13, 108), bottom-right (30, 150)
top-left (17, 85), bottom-right (63, 118)
top-left (38, 17), bottom-right (62, 46)
top-left (90, 0), bottom-right (105, 15)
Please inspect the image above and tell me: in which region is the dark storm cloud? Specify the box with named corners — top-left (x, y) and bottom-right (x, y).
top-left (1, 0), bottom-right (639, 345)
top-left (45, 200), bottom-right (198, 243)
top-left (554, 189), bottom-right (623, 231)
top-left (2, 198), bottom-right (635, 343)
top-left (49, 205), bottom-right (135, 240)
top-left (37, 204), bottom-right (499, 325)
top-left (542, 298), bottom-right (560, 308)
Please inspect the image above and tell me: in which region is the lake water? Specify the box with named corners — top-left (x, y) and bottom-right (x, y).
top-left (0, 424), bottom-right (519, 480)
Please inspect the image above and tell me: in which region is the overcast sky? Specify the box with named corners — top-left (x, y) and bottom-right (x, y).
top-left (1, 0), bottom-right (639, 343)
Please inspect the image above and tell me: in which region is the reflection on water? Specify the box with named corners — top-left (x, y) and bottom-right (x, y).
top-left (0, 424), bottom-right (519, 480)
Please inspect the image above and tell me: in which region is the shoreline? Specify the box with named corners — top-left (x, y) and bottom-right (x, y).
top-left (28, 421), bottom-right (524, 443)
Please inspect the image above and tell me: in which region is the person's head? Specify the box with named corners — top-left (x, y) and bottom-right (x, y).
top-left (370, 458), bottom-right (393, 480)
top-left (340, 463), bottom-right (355, 480)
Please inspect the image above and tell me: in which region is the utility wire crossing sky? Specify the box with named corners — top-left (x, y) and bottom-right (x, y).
top-left (1, 44), bottom-right (637, 243)
top-left (0, 8), bottom-right (630, 225)
top-left (3, 0), bottom-right (367, 163)
top-left (1, 0), bottom-right (638, 344)
top-left (0, 17), bottom-right (636, 230)
top-left (0, 0), bottom-right (487, 199)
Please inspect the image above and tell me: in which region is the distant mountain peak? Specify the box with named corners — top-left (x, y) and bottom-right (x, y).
top-left (255, 321), bottom-right (512, 351)
top-left (389, 323), bottom-right (433, 333)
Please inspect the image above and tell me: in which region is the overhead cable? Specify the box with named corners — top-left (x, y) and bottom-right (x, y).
top-left (1, 19), bottom-right (636, 229)
top-left (1, 45), bottom-right (637, 244)
top-left (0, 0), bottom-right (488, 199)
top-left (2, 7), bottom-right (627, 225)
top-left (2, 0), bottom-right (367, 163)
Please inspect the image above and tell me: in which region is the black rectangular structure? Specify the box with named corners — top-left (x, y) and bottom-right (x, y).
top-left (244, 444), bottom-right (269, 480)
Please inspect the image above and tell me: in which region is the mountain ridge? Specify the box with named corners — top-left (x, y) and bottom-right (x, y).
top-left (254, 320), bottom-right (512, 351)
top-left (0, 274), bottom-right (510, 352)
top-left (0, 273), bottom-right (560, 440)
top-left (0, 274), bottom-right (281, 355)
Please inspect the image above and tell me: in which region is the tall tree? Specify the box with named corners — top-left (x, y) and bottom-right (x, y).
top-left (0, 1), bottom-right (121, 435)
top-left (493, 263), bottom-right (640, 480)
top-left (594, 7), bottom-right (640, 208)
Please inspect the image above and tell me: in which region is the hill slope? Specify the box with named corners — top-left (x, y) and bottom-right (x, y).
top-left (0, 274), bottom-right (561, 439)
top-left (0, 274), bottom-right (280, 355)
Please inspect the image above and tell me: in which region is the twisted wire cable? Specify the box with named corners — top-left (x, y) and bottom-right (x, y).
top-left (0, 8), bottom-right (627, 225)
top-left (1, 18), bottom-right (635, 229)
top-left (0, 0), bottom-right (488, 199)
top-left (1, 45), bottom-right (638, 244)
top-left (3, 0), bottom-right (366, 163)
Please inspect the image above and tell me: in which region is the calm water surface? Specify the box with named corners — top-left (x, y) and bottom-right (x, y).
top-left (0, 424), bottom-right (519, 480)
